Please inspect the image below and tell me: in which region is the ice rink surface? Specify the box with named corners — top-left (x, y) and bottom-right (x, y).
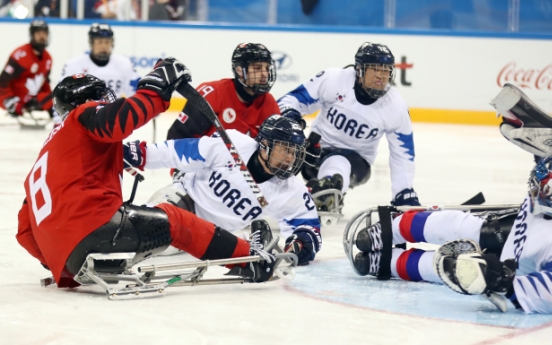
top-left (1, 112), bottom-right (551, 345)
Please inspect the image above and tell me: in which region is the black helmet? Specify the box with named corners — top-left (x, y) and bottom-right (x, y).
top-left (354, 42), bottom-right (396, 99)
top-left (256, 115), bottom-right (306, 179)
top-left (29, 20), bottom-right (49, 53)
top-left (88, 23), bottom-right (114, 61)
top-left (53, 74), bottom-right (116, 119)
top-left (231, 43), bottom-right (276, 95)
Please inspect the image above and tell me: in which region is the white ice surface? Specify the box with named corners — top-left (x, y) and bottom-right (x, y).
top-left (1, 112), bottom-right (551, 345)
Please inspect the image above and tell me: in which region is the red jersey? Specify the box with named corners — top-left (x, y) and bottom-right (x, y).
top-left (16, 89), bottom-right (168, 287)
top-left (169, 78), bottom-right (280, 140)
top-left (0, 43), bottom-right (53, 110)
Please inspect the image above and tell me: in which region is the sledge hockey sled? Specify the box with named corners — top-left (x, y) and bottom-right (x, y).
top-left (16, 110), bottom-right (52, 130)
top-left (311, 188), bottom-right (344, 226)
top-left (41, 236), bottom-right (298, 300)
top-left (343, 204), bottom-right (520, 276)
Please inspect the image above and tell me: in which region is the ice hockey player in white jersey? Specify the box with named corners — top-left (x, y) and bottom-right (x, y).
top-left (59, 23), bottom-right (139, 98)
top-left (278, 42), bottom-right (420, 215)
top-left (124, 115), bottom-right (322, 265)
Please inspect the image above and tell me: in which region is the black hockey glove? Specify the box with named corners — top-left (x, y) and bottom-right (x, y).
top-left (138, 57), bottom-right (191, 101)
top-left (123, 140), bottom-right (147, 171)
top-left (285, 226), bottom-right (321, 265)
top-left (281, 107), bottom-right (306, 130)
top-left (391, 188), bottom-right (420, 206)
top-left (304, 132), bottom-right (321, 167)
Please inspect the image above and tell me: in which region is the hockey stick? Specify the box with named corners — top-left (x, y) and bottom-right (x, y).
top-left (175, 83), bottom-right (269, 207)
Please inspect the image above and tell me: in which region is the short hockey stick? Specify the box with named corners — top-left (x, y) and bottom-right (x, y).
top-left (175, 82), bottom-right (268, 207)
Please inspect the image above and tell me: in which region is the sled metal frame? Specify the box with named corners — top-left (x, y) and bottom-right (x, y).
top-left (342, 204), bottom-right (521, 276)
top-left (42, 236), bottom-right (298, 300)
top-left (311, 189), bottom-right (344, 226)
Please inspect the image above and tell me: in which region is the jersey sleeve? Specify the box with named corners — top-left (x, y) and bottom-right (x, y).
top-left (511, 265), bottom-right (552, 313)
top-left (278, 70), bottom-right (329, 115)
top-left (0, 56), bottom-right (24, 106)
top-left (16, 199), bottom-right (47, 265)
top-left (77, 89), bottom-right (169, 142)
top-left (385, 106), bottom-right (416, 197)
top-left (145, 134), bottom-right (231, 172)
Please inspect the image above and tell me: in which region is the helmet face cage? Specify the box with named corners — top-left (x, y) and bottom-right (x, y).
top-left (528, 157), bottom-right (552, 216)
top-left (257, 115), bottom-right (306, 179)
top-left (232, 43), bottom-right (276, 95)
top-left (355, 42), bottom-right (396, 99)
top-left (88, 23), bottom-right (114, 61)
top-left (29, 20), bottom-right (49, 52)
top-left (53, 74), bottom-right (115, 120)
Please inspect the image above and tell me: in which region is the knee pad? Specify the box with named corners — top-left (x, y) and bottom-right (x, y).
top-left (477, 208), bottom-right (518, 256)
top-left (125, 204), bottom-right (172, 262)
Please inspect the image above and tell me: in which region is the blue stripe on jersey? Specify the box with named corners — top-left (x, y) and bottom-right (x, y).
top-left (395, 132), bottom-right (415, 161)
top-left (173, 138), bottom-right (205, 163)
top-left (528, 272), bottom-right (551, 293)
top-left (284, 218), bottom-right (321, 230)
top-left (406, 249), bottom-right (424, 281)
top-left (411, 212), bottom-right (430, 242)
top-left (130, 78), bottom-right (140, 91)
top-left (524, 275), bottom-right (541, 297)
top-left (542, 261), bottom-right (552, 271)
top-left (279, 85), bottom-right (318, 106)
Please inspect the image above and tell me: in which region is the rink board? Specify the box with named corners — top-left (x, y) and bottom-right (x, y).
top-left (287, 258), bottom-right (552, 329)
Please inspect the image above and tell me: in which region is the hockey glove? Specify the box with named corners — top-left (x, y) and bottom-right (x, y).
top-left (304, 132), bottom-right (321, 167)
top-left (391, 188), bottom-right (420, 206)
top-left (123, 140), bottom-right (147, 171)
top-left (281, 107), bottom-right (306, 130)
top-left (284, 226), bottom-right (321, 265)
top-left (4, 96), bottom-right (24, 116)
top-left (138, 57), bottom-right (192, 101)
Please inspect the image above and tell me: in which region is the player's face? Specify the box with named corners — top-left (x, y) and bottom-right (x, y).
top-left (32, 31), bottom-right (48, 45)
top-left (91, 38), bottom-right (113, 57)
top-left (266, 141), bottom-right (297, 173)
top-left (362, 64), bottom-right (392, 91)
top-left (244, 61), bottom-right (269, 88)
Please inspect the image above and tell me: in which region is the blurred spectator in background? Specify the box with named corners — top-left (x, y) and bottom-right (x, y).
top-left (34, 0), bottom-right (59, 17)
top-left (0, 20), bottom-right (53, 117)
top-left (85, 0), bottom-right (138, 19)
top-left (150, 0), bottom-right (184, 20)
top-left (1, 0), bottom-right (32, 17)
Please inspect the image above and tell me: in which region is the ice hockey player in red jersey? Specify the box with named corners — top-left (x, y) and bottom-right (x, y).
top-left (16, 58), bottom-right (275, 289)
top-left (166, 43), bottom-right (280, 141)
top-left (0, 20), bottom-right (53, 117)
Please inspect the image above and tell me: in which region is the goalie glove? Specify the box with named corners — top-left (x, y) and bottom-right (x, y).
top-left (436, 244), bottom-right (516, 312)
top-left (284, 226), bottom-right (321, 265)
top-left (500, 121), bottom-right (552, 157)
top-left (123, 140), bottom-right (147, 171)
top-left (138, 57), bottom-right (191, 101)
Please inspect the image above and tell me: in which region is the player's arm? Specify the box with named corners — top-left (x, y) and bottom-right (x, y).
top-left (0, 57), bottom-right (24, 110)
top-left (79, 58), bottom-right (190, 143)
top-left (386, 108), bottom-right (419, 206)
top-left (511, 267), bottom-right (552, 313)
top-left (167, 99), bottom-right (212, 140)
top-left (277, 188), bottom-right (322, 265)
top-left (277, 70), bottom-right (328, 128)
top-left (15, 199), bottom-right (48, 266)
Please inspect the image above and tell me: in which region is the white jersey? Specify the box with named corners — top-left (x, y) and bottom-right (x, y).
top-left (278, 68), bottom-right (415, 196)
top-left (60, 54), bottom-right (140, 97)
top-left (145, 130), bottom-right (321, 242)
top-left (500, 196), bottom-right (552, 314)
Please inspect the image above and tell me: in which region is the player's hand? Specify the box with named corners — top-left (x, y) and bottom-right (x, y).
top-left (4, 96), bottom-right (24, 116)
top-left (24, 98), bottom-right (41, 112)
top-left (391, 188), bottom-right (420, 206)
top-left (281, 107), bottom-right (306, 130)
top-left (138, 57), bottom-right (192, 101)
top-left (284, 226), bottom-right (321, 265)
top-left (123, 140), bottom-right (147, 171)
top-left (304, 132), bottom-right (321, 167)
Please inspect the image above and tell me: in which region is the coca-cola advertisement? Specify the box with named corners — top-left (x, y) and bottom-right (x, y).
top-left (497, 62), bottom-right (552, 91)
